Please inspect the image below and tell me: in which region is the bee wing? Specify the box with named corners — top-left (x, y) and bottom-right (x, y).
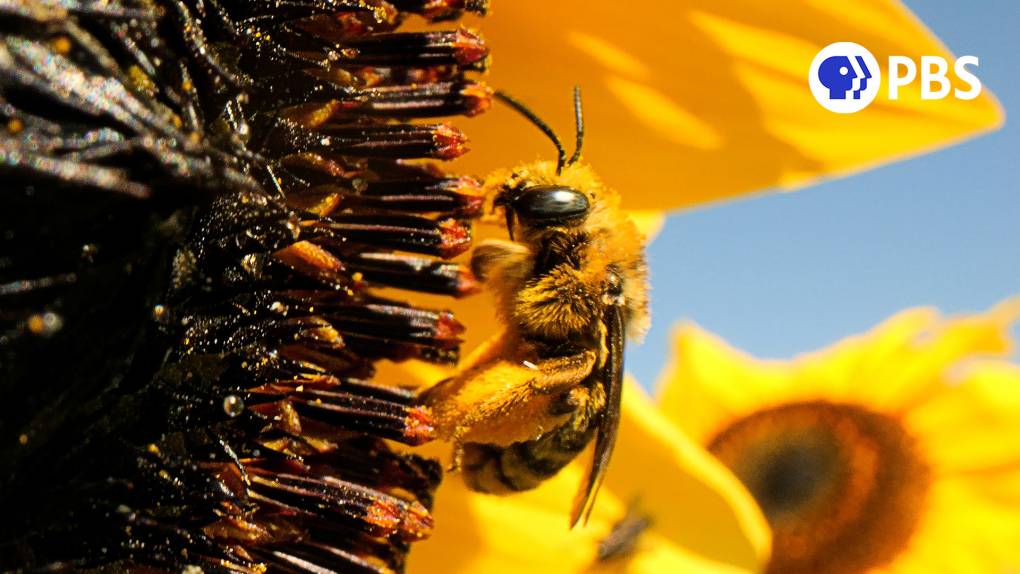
top-left (569, 303), bottom-right (625, 528)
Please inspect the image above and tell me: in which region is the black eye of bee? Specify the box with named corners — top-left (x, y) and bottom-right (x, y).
top-left (509, 185), bottom-right (590, 226)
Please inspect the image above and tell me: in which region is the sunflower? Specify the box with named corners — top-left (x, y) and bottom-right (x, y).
top-left (1, 1), bottom-right (491, 570)
top-left (659, 298), bottom-right (1020, 573)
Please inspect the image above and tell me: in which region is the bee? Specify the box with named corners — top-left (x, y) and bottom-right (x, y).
top-left (422, 88), bottom-right (649, 526)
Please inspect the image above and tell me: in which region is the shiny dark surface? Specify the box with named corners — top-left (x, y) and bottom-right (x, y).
top-left (510, 185), bottom-right (590, 226)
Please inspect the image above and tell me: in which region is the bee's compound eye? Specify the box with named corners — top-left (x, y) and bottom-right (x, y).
top-left (510, 185), bottom-right (590, 226)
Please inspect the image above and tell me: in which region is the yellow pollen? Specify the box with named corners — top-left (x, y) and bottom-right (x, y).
top-left (128, 65), bottom-right (156, 95)
top-left (707, 401), bottom-right (931, 574)
top-left (51, 36), bottom-right (72, 55)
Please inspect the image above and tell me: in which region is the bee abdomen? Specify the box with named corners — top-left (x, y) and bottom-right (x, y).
top-left (463, 420), bottom-right (598, 493)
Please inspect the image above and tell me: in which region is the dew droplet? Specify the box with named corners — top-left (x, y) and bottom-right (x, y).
top-left (151, 304), bottom-right (167, 321)
top-left (80, 243), bottom-right (98, 262)
top-left (222, 394), bottom-right (245, 418)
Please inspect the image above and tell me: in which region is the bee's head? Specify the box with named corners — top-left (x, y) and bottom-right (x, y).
top-left (490, 87), bottom-right (592, 240)
top-left (493, 181), bottom-right (590, 240)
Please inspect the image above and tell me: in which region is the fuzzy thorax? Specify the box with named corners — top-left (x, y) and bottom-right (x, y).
top-left (475, 160), bottom-right (650, 342)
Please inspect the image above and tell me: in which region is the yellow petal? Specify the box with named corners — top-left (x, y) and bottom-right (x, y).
top-left (408, 468), bottom-right (757, 574)
top-left (408, 379), bottom-right (769, 573)
top-left (604, 379), bottom-right (770, 569)
top-left (623, 210), bottom-right (667, 244)
top-left (905, 361), bottom-right (1020, 475)
top-left (789, 307), bottom-right (940, 407)
top-left (657, 323), bottom-right (787, 443)
top-left (407, 471), bottom-right (613, 574)
top-left (861, 300), bottom-right (1019, 413)
top-left (658, 300), bottom-right (1020, 443)
top-left (456, 1), bottom-right (1003, 211)
top-left (885, 477), bottom-right (1020, 573)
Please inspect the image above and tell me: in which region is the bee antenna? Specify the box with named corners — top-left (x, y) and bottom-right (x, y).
top-left (567, 86), bottom-right (584, 167)
top-left (494, 90), bottom-right (567, 175)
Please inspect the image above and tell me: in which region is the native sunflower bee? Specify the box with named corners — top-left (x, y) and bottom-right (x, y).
top-left (422, 88), bottom-right (650, 526)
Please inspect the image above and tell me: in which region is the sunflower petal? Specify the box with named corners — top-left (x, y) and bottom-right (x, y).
top-left (605, 379), bottom-right (771, 570)
top-left (863, 300), bottom-right (1019, 412)
top-left (455, 0), bottom-right (1002, 211)
top-left (657, 323), bottom-right (787, 442)
top-left (906, 361), bottom-right (1020, 476)
top-left (791, 307), bottom-right (940, 406)
top-left (886, 477), bottom-right (1020, 573)
top-left (408, 468), bottom-right (758, 574)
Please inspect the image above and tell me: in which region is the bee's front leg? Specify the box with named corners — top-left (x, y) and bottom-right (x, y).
top-left (470, 238), bottom-right (533, 292)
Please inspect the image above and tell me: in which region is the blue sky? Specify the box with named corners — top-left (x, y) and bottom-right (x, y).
top-left (627, 0), bottom-right (1020, 388)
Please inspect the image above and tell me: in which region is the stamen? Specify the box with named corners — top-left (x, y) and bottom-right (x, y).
top-left (262, 118), bottom-right (471, 160)
top-left (355, 81), bottom-right (494, 118)
top-left (307, 214), bottom-right (473, 257)
top-left (389, 0), bottom-right (489, 20)
top-left (347, 253), bottom-right (481, 297)
top-left (335, 28), bottom-right (488, 68)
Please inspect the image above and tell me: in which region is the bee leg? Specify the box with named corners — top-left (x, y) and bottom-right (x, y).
top-left (470, 239), bottom-right (531, 282)
top-left (423, 349), bottom-right (596, 449)
top-left (524, 349), bottom-right (598, 395)
top-left (550, 385), bottom-right (586, 415)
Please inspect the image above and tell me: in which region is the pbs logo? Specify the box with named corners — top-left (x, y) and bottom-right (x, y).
top-left (809, 42), bottom-right (881, 113)
top-left (809, 42), bottom-right (983, 114)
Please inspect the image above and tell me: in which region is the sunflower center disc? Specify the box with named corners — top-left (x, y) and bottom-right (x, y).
top-left (708, 401), bottom-right (931, 574)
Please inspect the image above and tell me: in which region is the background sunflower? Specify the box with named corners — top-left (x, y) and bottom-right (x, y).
top-left (659, 298), bottom-right (1020, 573)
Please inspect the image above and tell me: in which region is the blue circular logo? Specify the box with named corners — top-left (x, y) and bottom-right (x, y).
top-left (809, 42), bottom-right (881, 113)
